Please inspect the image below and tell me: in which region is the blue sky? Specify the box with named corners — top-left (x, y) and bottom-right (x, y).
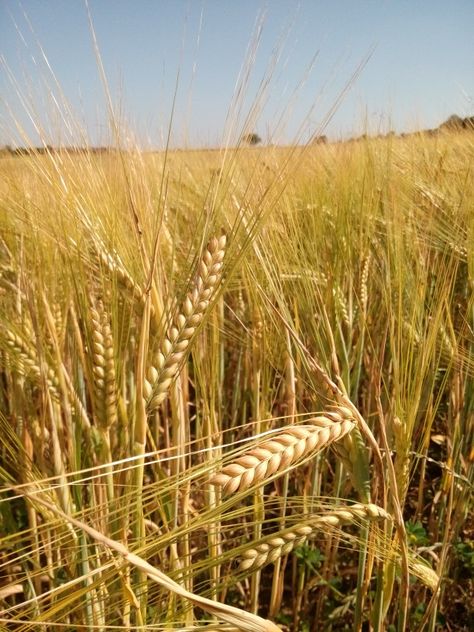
top-left (1, 1), bottom-right (473, 147)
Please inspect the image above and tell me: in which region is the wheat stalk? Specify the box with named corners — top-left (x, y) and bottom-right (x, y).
top-left (144, 232), bottom-right (227, 413)
top-left (240, 503), bottom-right (391, 571)
top-left (15, 488), bottom-right (282, 632)
top-left (210, 408), bottom-right (355, 494)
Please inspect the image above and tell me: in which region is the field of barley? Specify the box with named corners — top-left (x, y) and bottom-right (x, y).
top-left (0, 131), bottom-right (473, 631)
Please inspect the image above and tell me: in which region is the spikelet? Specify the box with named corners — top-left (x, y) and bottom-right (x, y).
top-left (240, 503), bottom-right (391, 571)
top-left (144, 232), bottom-right (227, 412)
top-left (210, 407), bottom-right (355, 494)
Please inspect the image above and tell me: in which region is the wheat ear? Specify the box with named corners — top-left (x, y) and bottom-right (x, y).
top-left (2, 327), bottom-right (60, 399)
top-left (410, 561), bottom-right (439, 591)
top-left (240, 503), bottom-right (391, 571)
top-left (92, 241), bottom-right (155, 323)
top-left (210, 407), bottom-right (355, 494)
top-left (95, 245), bottom-right (143, 299)
top-left (90, 300), bottom-right (117, 430)
top-left (144, 233), bottom-right (227, 412)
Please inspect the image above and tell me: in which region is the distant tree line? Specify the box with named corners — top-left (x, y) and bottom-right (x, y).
top-left (0, 145), bottom-right (117, 157)
top-left (1, 115), bottom-right (473, 157)
top-left (439, 114), bottom-right (474, 131)
top-left (341, 114), bottom-right (474, 145)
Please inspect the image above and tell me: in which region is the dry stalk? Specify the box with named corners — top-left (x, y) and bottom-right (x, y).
top-left (240, 503), bottom-right (391, 572)
top-left (210, 407), bottom-right (355, 495)
top-left (14, 488), bottom-right (282, 632)
top-left (144, 232), bottom-right (227, 413)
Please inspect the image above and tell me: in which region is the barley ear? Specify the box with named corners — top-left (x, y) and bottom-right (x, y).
top-left (239, 503), bottom-right (391, 572)
top-left (411, 561), bottom-right (439, 591)
top-left (89, 299), bottom-right (117, 430)
top-left (210, 407), bottom-right (356, 494)
top-left (144, 232), bottom-right (227, 413)
top-left (1, 326), bottom-right (60, 400)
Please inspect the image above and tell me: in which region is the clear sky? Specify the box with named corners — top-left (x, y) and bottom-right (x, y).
top-left (1, 1), bottom-right (473, 148)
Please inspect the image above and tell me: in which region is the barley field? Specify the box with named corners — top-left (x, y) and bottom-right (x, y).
top-left (0, 130), bottom-right (473, 631)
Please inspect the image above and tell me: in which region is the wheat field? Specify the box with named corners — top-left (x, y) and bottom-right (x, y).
top-left (0, 130), bottom-right (473, 631)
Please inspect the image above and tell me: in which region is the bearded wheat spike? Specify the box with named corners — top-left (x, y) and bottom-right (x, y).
top-left (411, 561), bottom-right (439, 591)
top-left (240, 525), bottom-right (313, 571)
top-left (2, 327), bottom-right (60, 399)
top-left (96, 248), bottom-right (144, 300)
top-left (90, 301), bottom-right (117, 430)
top-left (333, 285), bottom-right (350, 327)
top-left (360, 253), bottom-right (371, 313)
top-left (210, 407), bottom-right (356, 494)
top-left (93, 242), bottom-right (157, 325)
top-left (239, 503), bottom-right (391, 572)
top-left (144, 233), bottom-right (226, 412)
